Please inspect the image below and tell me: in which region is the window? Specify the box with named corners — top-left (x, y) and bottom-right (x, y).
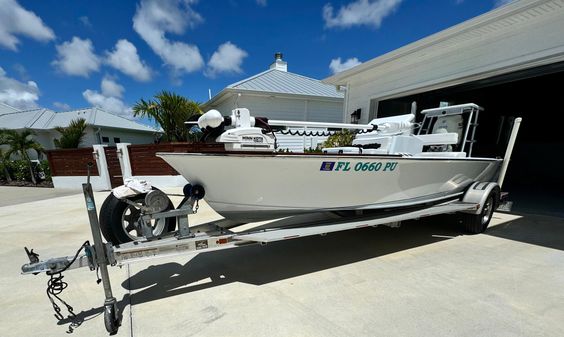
top-left (101, 136), bottom-right (109, 143)
top-left (113, 137), bottom-right (121, 144)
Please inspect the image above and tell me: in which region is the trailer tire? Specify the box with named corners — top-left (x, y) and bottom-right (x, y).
top-left (99, 190), bottom-right (176, 244)
top-left (461, 188), bottom-right (499, 234)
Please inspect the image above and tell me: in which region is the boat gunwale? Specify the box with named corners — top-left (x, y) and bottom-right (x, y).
top-left (156, 151), bottom-right (502, 162)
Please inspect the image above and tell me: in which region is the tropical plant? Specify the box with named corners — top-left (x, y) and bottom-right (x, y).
top-left (322, 129), bottom-right (355, 148)
top-left (0, 148), bottom-right (12, 183)
top-left (133, 91), bottom-right (202, 142)
top-left (54, 118), bottom-right (88, 148)
top-left (0, 129), bottom-right (44, 184)
top-left (0, 130), bottom-right (11, 182)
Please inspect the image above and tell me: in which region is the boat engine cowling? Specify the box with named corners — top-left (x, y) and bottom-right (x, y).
top-left (198, 108), bottom-right (276, 152)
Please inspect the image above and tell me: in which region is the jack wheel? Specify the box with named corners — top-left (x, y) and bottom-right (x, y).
top-left (104, 303), bottom-right (120, 335)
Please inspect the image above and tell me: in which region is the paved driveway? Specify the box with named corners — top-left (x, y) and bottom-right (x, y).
top-left (2, 189), bottom-right (564, 337)
top-left (0, 186), bottom-right (80, 207)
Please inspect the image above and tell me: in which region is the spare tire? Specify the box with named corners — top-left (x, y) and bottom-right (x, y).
top-left (99, 190), bottom-right (176, 244)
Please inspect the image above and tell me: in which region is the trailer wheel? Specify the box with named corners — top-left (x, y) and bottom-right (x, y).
top-left (99, 190), bottom-right (176, 244)
top-left (461, 189), bottom-right (499, 234)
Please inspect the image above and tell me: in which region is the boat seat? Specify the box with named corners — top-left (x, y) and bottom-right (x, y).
top-left (415, 132), bottom-right (458, 145)
top-left (415, 152), bottom-right (467, 158)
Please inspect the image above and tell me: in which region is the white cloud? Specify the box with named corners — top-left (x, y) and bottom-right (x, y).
top-left (83, 78), bottom-right (132, 118)
top-left (106, 39), bottom-right (152, 82)
top-left (494, 0), bottom-right (514, 7)
top-left (256, 0), bottom-right (267, 6)
top-left (101, 76), bottom-right (125, 98)
top-left (79, 16), bottom-right (92, 28)
top-left (206, 42), bottom-right (248, 77)
top-left (133, 0), bottom-right (204, 75)
top-left (0, 0), bottom-right (55, 50)
top-left (329, 57), bottom-right (361, 74)
top-left (52, 37), bottom-right (101, 77)
top-left (0, 66), bottom-right (40, 109)
top-left (323, 0), bottom-right (402, 29)
top-left (53, 102), bottom-right (71, 111)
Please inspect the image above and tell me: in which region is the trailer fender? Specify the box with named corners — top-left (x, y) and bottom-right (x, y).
top-left (461, 182), bottom-right (500, 215)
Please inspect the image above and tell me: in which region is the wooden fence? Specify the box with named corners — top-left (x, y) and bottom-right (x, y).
top-left (47, 147), bottom-right (99, 176)
top-left (128, 143), bottom-right (224, 176)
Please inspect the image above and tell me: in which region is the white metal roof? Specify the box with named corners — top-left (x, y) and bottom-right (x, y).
top-left (324, 0), bottom-right (564, 97)
top-left (0, 102), bottom-right (20, 116)
top-left (0, 107), bottom-right (157, 132)
top-left (202, 69), bottom-right (343, 110)
top-left (229, 69), bottom-right (343, 98)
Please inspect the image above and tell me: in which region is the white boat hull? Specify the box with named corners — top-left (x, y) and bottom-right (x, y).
top-left (158, 153), bottom-right (502, 221)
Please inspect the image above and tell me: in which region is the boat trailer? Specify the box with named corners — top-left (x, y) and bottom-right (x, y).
top-left (20, 117), bottom-right (522, 335)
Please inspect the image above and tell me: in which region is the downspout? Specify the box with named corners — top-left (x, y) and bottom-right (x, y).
top-left (94, 127), bottom-right (102, 144)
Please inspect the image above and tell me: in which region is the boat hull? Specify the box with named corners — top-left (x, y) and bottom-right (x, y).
top-left (158, 153), bottom-right (502, 221)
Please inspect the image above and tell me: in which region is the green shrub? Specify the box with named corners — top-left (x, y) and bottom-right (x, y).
top-left (9, 160), bottom-right (30, 181)
top-left (40, 160), bottom-right (52, 181)
top-left (322, 130), bottom-right (355, 148)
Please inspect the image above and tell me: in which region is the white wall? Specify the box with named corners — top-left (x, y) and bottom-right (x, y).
top-left (84, 127), bottom-right (155, 146)
top-left (212, 94), bottom-right (343, 123)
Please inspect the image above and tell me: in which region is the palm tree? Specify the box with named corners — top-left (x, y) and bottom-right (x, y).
top-left (54, 118), bottom-right (88, 148)
top-left (133, 91), bottom-right (201, 142)
top-left (0, 129), bottom-right (44, 184)
top-left (0, 131), bottom-right (12, 182)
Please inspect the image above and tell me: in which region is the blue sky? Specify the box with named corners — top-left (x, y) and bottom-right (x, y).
top-left (0, 0), bottom-right (513, 123)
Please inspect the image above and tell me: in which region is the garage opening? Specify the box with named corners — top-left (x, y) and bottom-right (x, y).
top-left (378, 64), bottom-right (564, 216)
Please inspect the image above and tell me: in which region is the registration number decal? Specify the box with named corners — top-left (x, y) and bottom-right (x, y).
top-left (320, 161), bottom-right (398, 172)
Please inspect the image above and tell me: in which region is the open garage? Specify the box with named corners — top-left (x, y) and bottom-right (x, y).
top-left (377, 63), bottom-right (564, 216)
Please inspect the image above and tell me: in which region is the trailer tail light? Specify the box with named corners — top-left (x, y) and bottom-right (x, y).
top-left (217, 238), bottom-right (229, 244)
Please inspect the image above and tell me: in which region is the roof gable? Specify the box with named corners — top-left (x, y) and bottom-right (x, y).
top-left (228, 69), bottom-right (343, 98)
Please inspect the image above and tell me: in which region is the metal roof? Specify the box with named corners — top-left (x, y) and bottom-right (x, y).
top-left (0, 102), bottom-right (20, 116)
top-left (0, 107), bottom-right (157, 132)
top-left (202, 69), bottom-right (343, 110)
top-left (228, 69), bottom-right (343, 98)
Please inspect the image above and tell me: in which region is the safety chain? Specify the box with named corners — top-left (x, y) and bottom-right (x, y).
top-left (45, 241), bottom-right (90, 323)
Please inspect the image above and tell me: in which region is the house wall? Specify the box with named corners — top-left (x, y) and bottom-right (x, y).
top-left (83, 127), bottom-right (156, 147)
top-left (211, 95), bottom-right (343, 123)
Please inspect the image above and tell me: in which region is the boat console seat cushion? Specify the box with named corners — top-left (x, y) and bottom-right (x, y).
top-left (416, 152), bottom-right (467, 158)
top-left (415, 132), bottom-right (458, 145)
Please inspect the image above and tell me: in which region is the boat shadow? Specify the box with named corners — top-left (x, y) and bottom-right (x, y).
top-left (122, 216), bottom-right (462, 304)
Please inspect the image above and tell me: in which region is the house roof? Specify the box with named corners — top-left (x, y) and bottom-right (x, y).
top-left (0, 107), bottom-right (158, 133)
top-left (0, 102), bottom-right (20, 115)
top-left (202, 69), bottom-right (343, 110)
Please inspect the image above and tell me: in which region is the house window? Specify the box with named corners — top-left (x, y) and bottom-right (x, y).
top-left (113, 137), bottom-right (121, 144)
top-left (102, 136), bottom-right (109, 143)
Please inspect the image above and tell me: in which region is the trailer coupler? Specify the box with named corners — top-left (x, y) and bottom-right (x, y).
top-left (21, 243), bottom-right (96, 275)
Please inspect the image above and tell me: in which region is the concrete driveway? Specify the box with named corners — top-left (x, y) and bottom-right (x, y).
top-left (1, 188), bottom-right (563, 337)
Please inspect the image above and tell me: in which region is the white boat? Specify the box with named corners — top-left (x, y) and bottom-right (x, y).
top-left (158, 103), bottom-right (505, 221)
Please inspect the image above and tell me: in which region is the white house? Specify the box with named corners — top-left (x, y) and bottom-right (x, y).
top-left (202, 53), bottom-right (344, 151)
top-left (0, 105), bottom-right (159, 158)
